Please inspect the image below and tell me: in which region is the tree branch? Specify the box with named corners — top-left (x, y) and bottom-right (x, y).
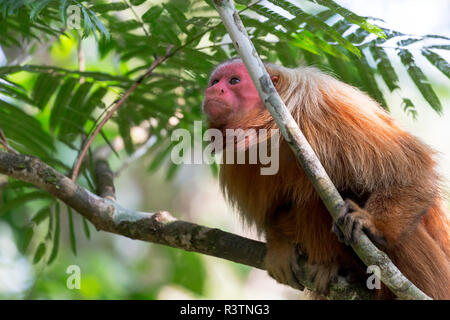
top-left (71, 46), bottom-right (174, 182)
top-left (0, 127), bottom-right (18, 154)
top-left (212, 0), bottom-right (430, 300)
top-left (0, 149), bottom-right (372, 299)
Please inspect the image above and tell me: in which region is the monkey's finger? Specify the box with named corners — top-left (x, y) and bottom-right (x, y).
top-left (343, 214), bottom-right (356, 245)
top-left (350, 220), bottom-right (362, 244)
top-left (332, 222), bottom-right (346, 244)
top-left (337, 201), bottom-right (350, 225)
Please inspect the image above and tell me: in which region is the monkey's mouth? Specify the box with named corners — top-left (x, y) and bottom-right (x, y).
top-left (203, 99), bottom-right (233, 122)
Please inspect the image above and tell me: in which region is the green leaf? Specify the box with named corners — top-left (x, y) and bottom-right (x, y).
top-left (142, 5), bottom-right (164, 23)
top-left (326, 54), bottom-right (359, 86)
top-left (153, 16), bottom-right (182, 46)
top-left (22, 225), bottom-right (34, 252)
top-left (59, 0), bottom-right (70, 24)
top-left (33, 242), bottom-right (46, 264)
top-left (50, 77), bottom-right (78, 131)
top-left (67, 206), bottom-right (77, 256)
top-left (130, 0), bottom-right (146, 5)
top-left (163, 3), bottom-right (188, 34)
top-left (209, 162), bottom-right (219, 177)
top-left (428, 45), bottom-right (450, 50)
top-left (310, 0), bottom-right (385, 38)
top-left (58, 81), bottom-right (94, 140)
top-left (47, 202), bottom-right (60, 265)
top-left (87, 6), bottom-right (111, 40)
top-left (166, 162), bottom-right (180, 180)
top-left (32, 206), bottom-right (51, 225)
top-left (82, 217), bottom-right (91, 240)
top-left (398, 49), bottom-right (443, 114)
top-left (91, 3), bottom-right (128, 13)
top-left (29, 0), bottom-right (52, 20)
top-left (252, 4), bottom-right (299, 34)
top-left (76, 86), bottom-right (108, 134)
top-left (117, 109), bottom-right (134, 154)
top-left (0, 80), bottom-right (33, 104)
top-left (81, 6), bottom-right (95, 39)
top-left (401, 98), bottom-right (418, 119)
top-left (397, 38), bottom-right (422, 47)
top-left (0, 191), bottom-right (52, 216)
top-left (352, 56), bottom-right (388, 109)
top-left (422, 48), bottom-right (450, 79)
top-left (32, 73), bottom-right (62, 110)
top-left (110, 19), bottom-right (142, 32)
top-left (0, 101), bottom-right (54, 156)
top-left (292, 30), bottom-right (349, 60)
top-left (370, 46), bottom-right (400, 91)
top-left (290, 32), bottom-right (321, 55)
top-left (274, 0), bottom-right (361, 57)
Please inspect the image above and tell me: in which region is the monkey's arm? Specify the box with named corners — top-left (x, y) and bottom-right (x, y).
top-left (264, 204), bottom-right (306, 291)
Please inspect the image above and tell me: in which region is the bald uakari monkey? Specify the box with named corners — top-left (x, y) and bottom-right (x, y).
top-left (202, 58), bottom-right (450, 299)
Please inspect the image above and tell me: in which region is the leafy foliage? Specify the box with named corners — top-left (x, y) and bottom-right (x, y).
top-left (0, 0), bottom-right (448, 267)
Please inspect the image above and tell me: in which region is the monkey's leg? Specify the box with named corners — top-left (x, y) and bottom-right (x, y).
top-left (264, 205), bottom-right (344, 295)
top-left (264, 237), bottom-right (306, 291)
top-left (265, 234), bottom-right (346, 295)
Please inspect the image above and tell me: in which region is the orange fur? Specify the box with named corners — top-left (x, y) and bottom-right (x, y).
top-left (212, 60), bottom-right (450, 299)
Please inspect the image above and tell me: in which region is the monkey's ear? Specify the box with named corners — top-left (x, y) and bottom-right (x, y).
top-left (271, 75), bottom-right (279, 85)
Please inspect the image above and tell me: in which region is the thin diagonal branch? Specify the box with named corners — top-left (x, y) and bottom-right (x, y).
top-left (71, 47), bottom-right (173, 182)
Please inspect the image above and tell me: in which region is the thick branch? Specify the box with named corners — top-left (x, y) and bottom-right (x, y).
top-left (0, 150), bottom-right (371, 299)
top-left (212, 0), bottom-right (430, 300)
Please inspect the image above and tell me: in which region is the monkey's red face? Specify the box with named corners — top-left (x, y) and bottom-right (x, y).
top-left (203, 62), bottom-right (264, 128)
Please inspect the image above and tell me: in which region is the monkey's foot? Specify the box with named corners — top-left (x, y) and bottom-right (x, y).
top-left (264, 243), bottom-right (306, 291)
top-left (304, 263), bottom-right (339, 297)
top-left (332, 199), bottom-right (387, 247)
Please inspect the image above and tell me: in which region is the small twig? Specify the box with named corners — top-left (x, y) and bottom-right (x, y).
top-left (0, 127), bottom-right (18, 154)
top-left (123, 0), bottom-right (150, 37)
top-left (71, 46), bottom-right (174, 182)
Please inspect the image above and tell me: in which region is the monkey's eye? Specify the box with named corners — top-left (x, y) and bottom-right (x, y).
top-left (210, 79), bottom-right (219, 86)
top-left (229, 77), bottom-right (240, 85)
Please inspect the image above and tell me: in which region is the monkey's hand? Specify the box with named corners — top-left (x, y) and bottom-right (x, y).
top-left (264, 241), bottom-right (306, 291)
top-left (332, 199), bottom-right (387, 247)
